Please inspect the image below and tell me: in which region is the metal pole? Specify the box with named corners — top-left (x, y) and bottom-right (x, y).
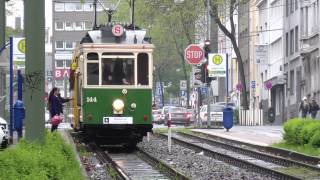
top-left (226, 54), bottom-right (229, 102)
top-left (0, 0), bottom-right (6, 119)
top-left (24, 0), bottom-right (45, 143)
top-left (93, 0), bottom-right (97, 30)
top-left (9, 37), bottom-right (13, 143)
top-left (18, 70), bottom-right (23, 101)
top-left (197, 87), bottom-right (201, 127)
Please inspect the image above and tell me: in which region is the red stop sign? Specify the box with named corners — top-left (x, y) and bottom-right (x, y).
top-left (184, 44), bottom-right (204, 65)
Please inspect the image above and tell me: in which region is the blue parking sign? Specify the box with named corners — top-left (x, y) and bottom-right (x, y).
top-left (201, 87), bottom-right (208, 95)
top-left (180, 90), bottom-right (186, 97)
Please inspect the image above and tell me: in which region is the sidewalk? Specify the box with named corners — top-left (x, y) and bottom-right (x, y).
top-left (192, 126), bottom-right (284, 146)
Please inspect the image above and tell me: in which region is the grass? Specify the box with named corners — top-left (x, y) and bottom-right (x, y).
top-left (274, 166), bottom-right (320, 179)
top-left (272, 142), bottom-right (320, 157)
top-left (0, 131), bottom-right (85, 180)
top-left (153, 127), bottom-right (193, 134)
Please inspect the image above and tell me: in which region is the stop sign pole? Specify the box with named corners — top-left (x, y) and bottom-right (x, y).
top-left (184, 44), bottom-right (205, 65)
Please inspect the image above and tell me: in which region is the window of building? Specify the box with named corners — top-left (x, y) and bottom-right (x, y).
top-left (295, 0), bottom-right (298, 10)
top-left (55, 80), bottom-right (64, 87)
top-left (83, 3), bottom-right (93, 11)
top-left (74, 22), bottom-right (83, 31)
top-left (65, 3), bottom-right (76, 12)
top-left (55, 41), bottom-right (64, 50)
top-left (65, 22), bottom-right (74, 31)
top-left (286, 0), bottom-right (289, 16)
top-left (290, 29), bottom-right (294, 55)
top-left (56, 60), bottom-right (64, 69)
top-left (290, 0), bottom-right (294, 13)
top-left (74, 3), bottom-right (83, 11)
top-left (55, 21), bottom-right (64, 31)
top-left (84, 21), bottom-right (92, 30)
top-left (286, 32), bottom-right (289, 56)
top-left (65, 41), bottom-right (74, 50)
top-left (65, 60), bottom-right (71, 68)
top-left (290, 70), bottom-right (294, 95)
top-left (55, 3), bottom-right (64, 12)
top-left (295, 26), bottom-right (299, 52)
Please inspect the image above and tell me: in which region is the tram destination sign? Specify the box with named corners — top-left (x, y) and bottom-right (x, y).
top-left (184, 44), bottom-right (204, 65)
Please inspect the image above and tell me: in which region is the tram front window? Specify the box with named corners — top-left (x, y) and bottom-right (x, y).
top-left (102, 58), bottom-right (134, 85)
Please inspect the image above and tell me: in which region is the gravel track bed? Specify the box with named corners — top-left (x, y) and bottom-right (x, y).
top-left (138, 135), bottom-right (274, 180)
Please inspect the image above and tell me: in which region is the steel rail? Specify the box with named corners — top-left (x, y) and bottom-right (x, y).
top-left (192, 131), bottom-right (320, 167)
top-left (136, 147), bottom-right (190, 180)
top-left (157, 133), bottom-right (302, 180)
top-left (178, 132), bottom-right (320, 172)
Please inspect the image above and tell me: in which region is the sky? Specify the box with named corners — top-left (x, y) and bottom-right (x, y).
top-left (6, 0), bottom-right (52, 29)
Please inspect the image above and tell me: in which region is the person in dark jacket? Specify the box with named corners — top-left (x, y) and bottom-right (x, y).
top-left (57, 89), bottom-right (72, 115)
top-left (48, 87), bottom-right (60, 132)
top-left (309, 99), bottom-right (320, 119)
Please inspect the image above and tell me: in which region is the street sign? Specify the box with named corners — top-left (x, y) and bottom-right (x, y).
top-left (112, 24), bottom-right (124, 37)
top-left (201, 87), bottom-right (208, 95)
top-left (180, 90), bottom-right (186, 97)
top-left (251, 80), bottom-right (256, 89)
top-left (208, 53), bottom-right (226, 77)
top-left (180, 80), bottom-right (187, 90)
top-left (184, 44), bottom-right (204, 65)
top-left (255, 45), bottom-right (268, 64)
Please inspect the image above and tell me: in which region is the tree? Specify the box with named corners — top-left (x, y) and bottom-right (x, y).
top-left (209, 0), bottom-right (249, 109)
top-left (135, 0), bottom-right (206, 107)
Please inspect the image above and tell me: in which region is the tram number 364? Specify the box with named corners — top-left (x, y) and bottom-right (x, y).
top-left (86, 97), bottom-right (97, 103)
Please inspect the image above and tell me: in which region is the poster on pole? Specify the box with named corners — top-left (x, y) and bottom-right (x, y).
top-left (255, 45), bottom-right (267, 64)
top-left (12, 37), bottom-right (25, 69)
top-left (208, 53), bottom-right (226, 77)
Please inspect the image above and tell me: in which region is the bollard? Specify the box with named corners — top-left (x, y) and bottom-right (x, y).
top-left (168, 120), bottom-right (172, 154)
top-left (147, 132), bottom-right (150, 142)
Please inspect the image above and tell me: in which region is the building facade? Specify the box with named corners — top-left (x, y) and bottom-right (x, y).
top-left (52, 0), bottom-right (107, 97)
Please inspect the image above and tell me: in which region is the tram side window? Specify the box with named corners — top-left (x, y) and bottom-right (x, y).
top-left (87, 63), bottom-right (99, 85)
top-left (137, 53), bottom-right (149, 85)
top-left (87, 52), bottom-right (98, 60)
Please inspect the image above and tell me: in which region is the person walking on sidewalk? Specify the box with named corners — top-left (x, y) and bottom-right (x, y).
top-left (48, 87), bottom-right (61, 132)
top-left (299, 97), bottom-right (310, 118)
top-left (309, 99), bottom-right (319, 119)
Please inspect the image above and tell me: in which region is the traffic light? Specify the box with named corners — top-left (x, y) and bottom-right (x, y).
top-left (203, 40), bottom-right (211, 84)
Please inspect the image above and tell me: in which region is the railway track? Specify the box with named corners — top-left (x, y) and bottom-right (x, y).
top-left (191, 131), bottom-right (320, 167)
top-left (88, 143), bottom-right (189, 180)
top-left (157, 133), bottom-right (320, 180)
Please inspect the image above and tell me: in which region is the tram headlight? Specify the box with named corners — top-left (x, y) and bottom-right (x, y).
top-left (112, 99), bottom-right (125, 114)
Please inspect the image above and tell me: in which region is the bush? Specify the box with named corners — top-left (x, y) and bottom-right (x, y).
top-left (310, 131), bottom-right (320, 148)
top-left (299, 121), bottom-right (320, 145)
top-left (233, 108), bottom-right (239, 124)
top-left (0, 132), bottom-right (84, 180)
top-left (283, 118), bottom-right (307, 145)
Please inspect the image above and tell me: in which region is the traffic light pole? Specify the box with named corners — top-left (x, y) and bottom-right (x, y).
top-left (24, 0), bottom-right (45, 143)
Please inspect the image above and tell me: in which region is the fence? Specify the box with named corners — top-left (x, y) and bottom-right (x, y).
top-left (239, 109), bottom-right (263, 126)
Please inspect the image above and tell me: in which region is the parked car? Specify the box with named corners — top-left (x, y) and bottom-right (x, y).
top-left (160, 106), bottom-right (175, 122)
top-left (199, 104), bottom-right (225, 124)
top-left (0, 117), bottom-right (9, 148)
top-left (152, 109), bottom-right (162, 124)
top-left (164, 107), bottom-right (194, 126)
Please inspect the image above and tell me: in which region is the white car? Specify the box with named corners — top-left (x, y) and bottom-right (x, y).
top-left (199, 105), bottom-right (225, 123)
top-left (0, 117), bottom-right (9, 148)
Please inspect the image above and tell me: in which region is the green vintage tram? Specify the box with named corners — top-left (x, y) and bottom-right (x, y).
top-left (70, 24), bottom-right (154, 148)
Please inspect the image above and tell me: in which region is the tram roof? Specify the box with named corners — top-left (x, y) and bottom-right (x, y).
top-left (80, 24), bottom-right (153, 45)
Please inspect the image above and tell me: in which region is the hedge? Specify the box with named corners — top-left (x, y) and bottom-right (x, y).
top-left (283, 118), bottom-right (320, 148)
top-left (0, 132), bottom-right (84, 180)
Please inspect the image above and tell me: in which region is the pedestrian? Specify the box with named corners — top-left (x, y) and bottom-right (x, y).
top-left (309, 99), bottom-right (319, 119)
top-left (48, 87), bottom-right (61, 132)
top-left (57, 88), bottom-right (72, 115)
top-left (299, 97), bottom-right (310, 118)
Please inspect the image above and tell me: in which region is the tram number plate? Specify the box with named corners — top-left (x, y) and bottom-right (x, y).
top-left (103, 117), bottom-right (133, 124)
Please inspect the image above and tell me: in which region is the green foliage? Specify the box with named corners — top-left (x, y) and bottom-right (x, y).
top-left (273, 142), bottom-right (320, 157)
top-left (5, 26), bottom-right (23, 41)
top-left (283, 118), bottom-right (320, 148)
top-left (0, 132), bottom-right (84, 180)
top-left (310, 131), bottom-right (320, 147)
top-left (233, 108), bottom-right (239, 124)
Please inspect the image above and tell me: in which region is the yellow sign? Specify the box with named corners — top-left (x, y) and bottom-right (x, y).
top-left (212, 54), bottom-right (223, 65)
top-left (71, 62), bottom-right (77, 70)
top-left (18, 39), bottom-right (26, 54)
